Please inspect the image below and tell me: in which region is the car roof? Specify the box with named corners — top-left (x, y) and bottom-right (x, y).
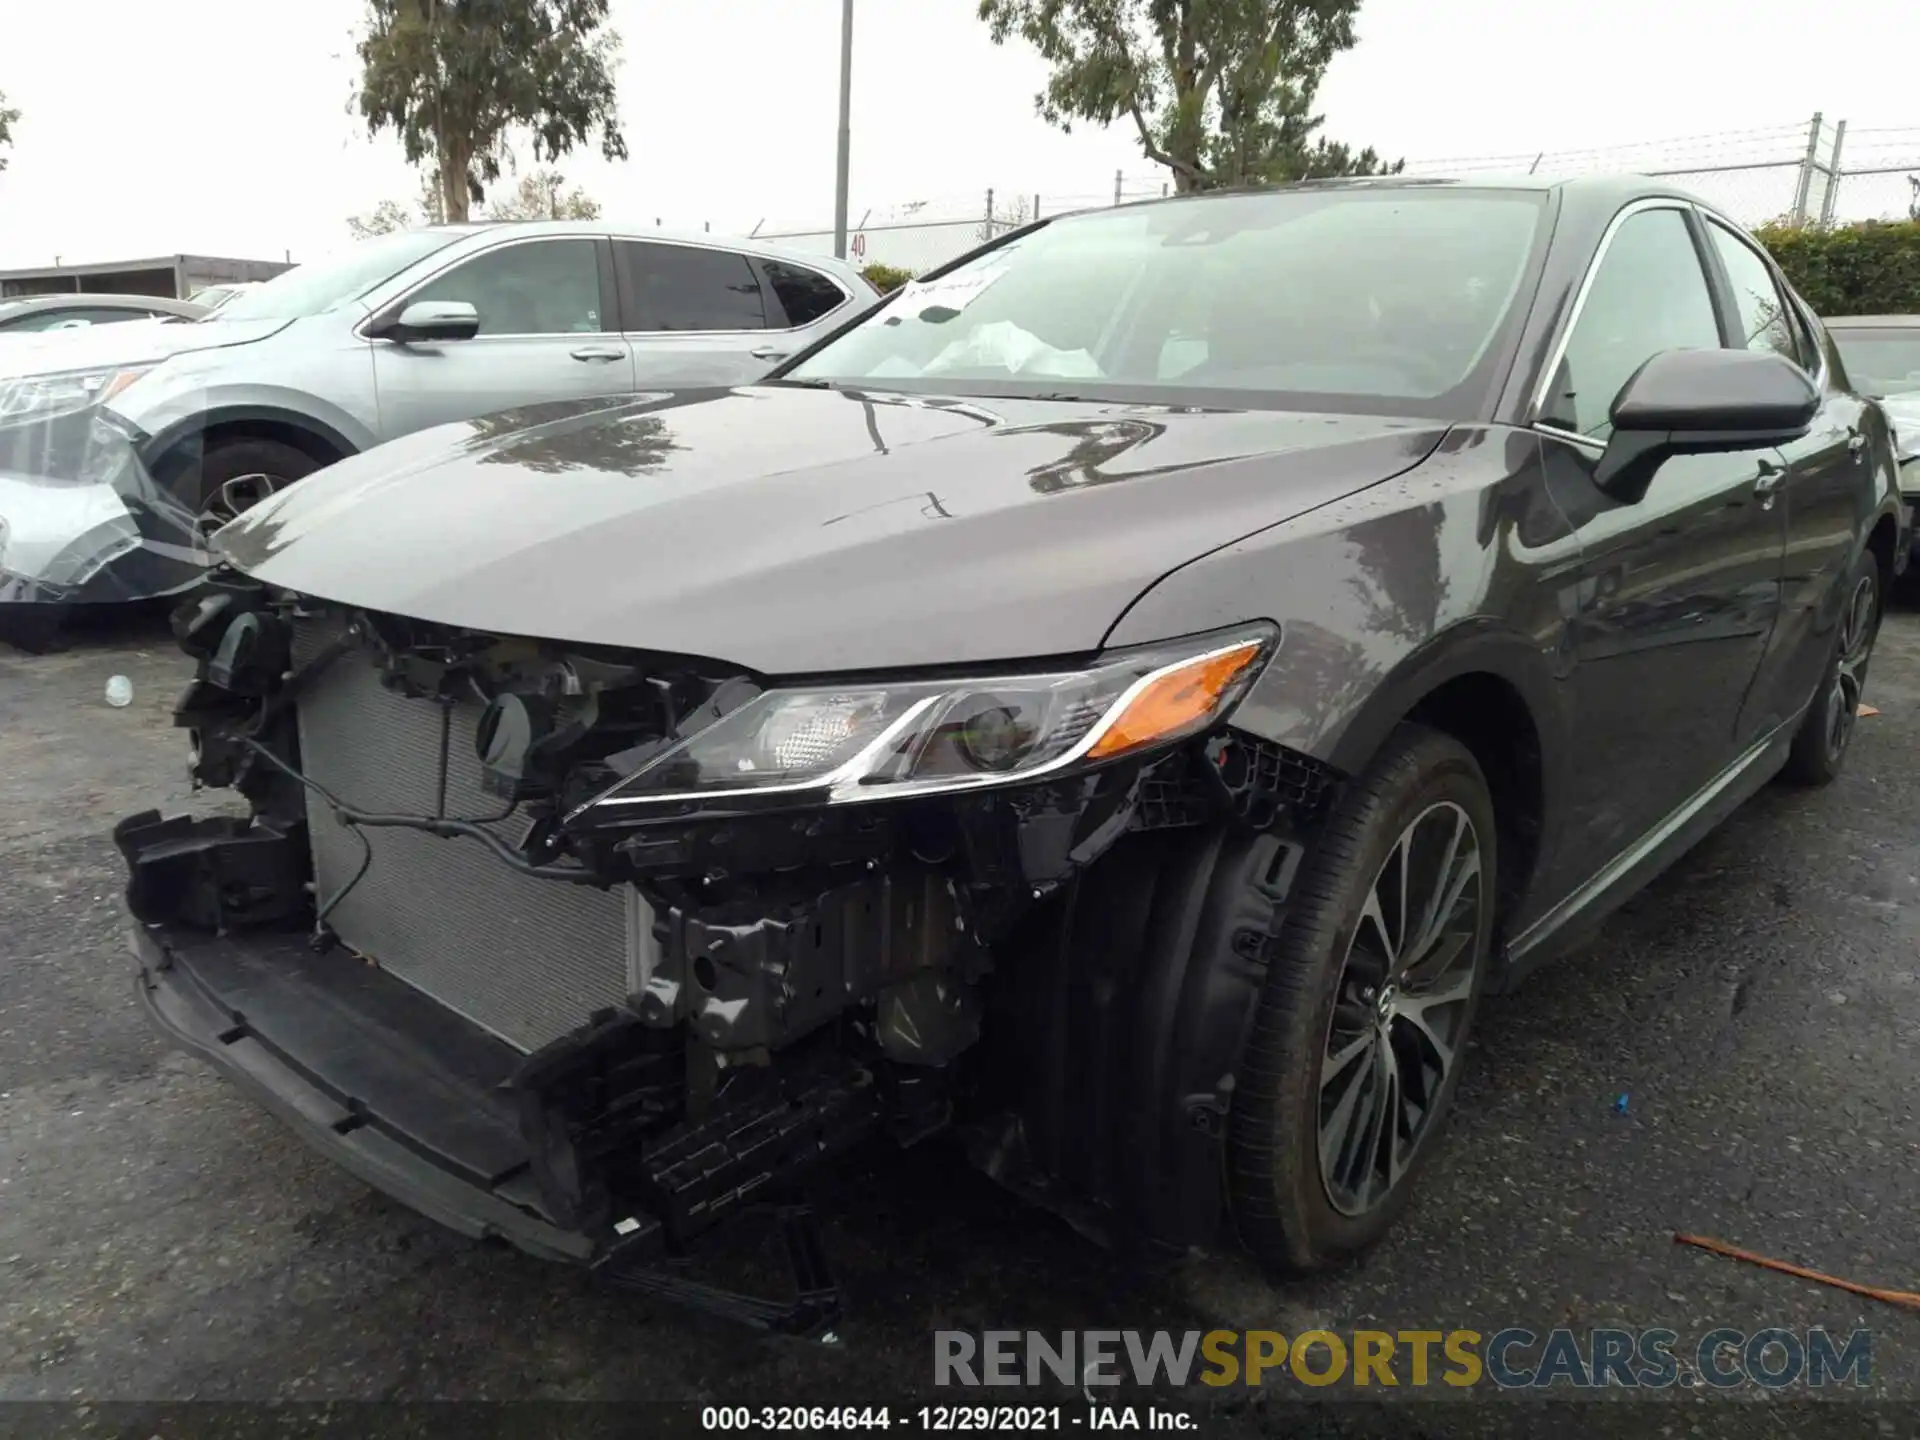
top-left (1019, 172), bottom-right (1762, 275)
top-left (1071, 170), bottom-right (1725, 216)
top-left (0, 292), bottom-right (207, 315)
top-left (414, 220), bottom-right (866, 279)
top-left (1824, 314), bottom-right (1920, 328)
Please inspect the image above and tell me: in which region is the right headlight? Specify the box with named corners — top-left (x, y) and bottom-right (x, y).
top-left (0, 364), bottom-right (154, 430)
top-left (574, 623), bottom-right (1279, 820)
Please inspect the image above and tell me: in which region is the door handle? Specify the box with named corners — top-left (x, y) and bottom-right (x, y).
top-left (750, 347), bottom-right (790, 363)
top-left (1846, 430), bottom-right (1866, 455)
top-left (569, 346), bottom-right (625, 362)
top-left (1753, 469), bottom-right (1784, 509)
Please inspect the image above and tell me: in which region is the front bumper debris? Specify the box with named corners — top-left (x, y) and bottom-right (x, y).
top-left (131, 910), bottom-right (885, 1331)
top-left (132, 920), bottom-right (597, 1263)
top-left (119, 582), bottom-right (1349, 1329)
top-left (0, 409), bottom-right (209, 624)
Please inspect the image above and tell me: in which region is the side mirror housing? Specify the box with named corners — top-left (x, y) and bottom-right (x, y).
top-left (1593, 348), bottom-right (1818, 503)
top-left (369, 299), bottom-right (481, 344)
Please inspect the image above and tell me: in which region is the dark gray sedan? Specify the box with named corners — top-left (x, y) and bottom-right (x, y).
top-left (115, 175), bottom-right (1907, 1333)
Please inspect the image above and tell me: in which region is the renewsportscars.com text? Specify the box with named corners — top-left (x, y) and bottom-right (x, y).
top-left (934, 1327), bottom-right (1872, 1390)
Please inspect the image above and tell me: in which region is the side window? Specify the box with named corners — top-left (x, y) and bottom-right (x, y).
top-left (762, 260), bottom-right (848, 327)
top-left (1782, 291), bottom-right (1825, 377)
top-left (1706, 222), bottom-right (1801, 368)
top-left (407, 239), bottom-right (604, 337)
top-left (617, 242), bottom-right (766, 331)
top-left (1543, 208), bottom-right (1721, 439)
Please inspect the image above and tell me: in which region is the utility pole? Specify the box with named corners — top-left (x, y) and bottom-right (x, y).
top-left (832, 0), bottom-right (855, 259)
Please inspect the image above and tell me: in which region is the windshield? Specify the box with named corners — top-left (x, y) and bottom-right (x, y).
top-left (211, 230), bottom-right (462, 323)
top-left (1829, 327), bottom-right (1920, 399)
top-left (786, 188), bottom-right (1549, 415)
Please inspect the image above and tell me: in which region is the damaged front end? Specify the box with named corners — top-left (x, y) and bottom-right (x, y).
top-left (117, 571), bottom-right (1339, 1329)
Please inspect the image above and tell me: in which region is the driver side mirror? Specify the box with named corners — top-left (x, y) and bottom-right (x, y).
top-left (368, 299), bottom-right (481, 344)
top-left (1594, 348), bottom-right (1818, 503)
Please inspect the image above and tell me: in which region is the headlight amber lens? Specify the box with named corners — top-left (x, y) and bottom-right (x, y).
top-left (1086, 641), bottom-right (1266, 759)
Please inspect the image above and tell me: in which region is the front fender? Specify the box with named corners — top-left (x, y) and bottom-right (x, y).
top-left (125, 384), bottom-right (379, 464)
top-left (1105, 427), bottom-right (1577, 770)
top-left (1312, 615), bottom-right (1570, 779)
top-left (111, 322), bottom-right (381, 459)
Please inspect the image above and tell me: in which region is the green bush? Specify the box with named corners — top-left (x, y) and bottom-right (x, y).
top-left (860, 262), bottom-right (914, 294)
top-left (1755, 218), bottom-right (1920, 317)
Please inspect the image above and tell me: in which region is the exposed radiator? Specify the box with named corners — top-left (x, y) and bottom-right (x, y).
top-left (292, 622), bottom-right (639, 1053)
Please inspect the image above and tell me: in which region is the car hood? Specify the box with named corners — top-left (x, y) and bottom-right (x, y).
top-left (216, 386), bottom-right (1450, 675)
top-left (0, 316), bottom-right (291, 378)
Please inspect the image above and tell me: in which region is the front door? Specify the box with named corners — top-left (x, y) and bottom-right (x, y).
top-left (370, 236), bottom-right (636, 441)
top-left (1537, 204), bottom-right (1789, 876)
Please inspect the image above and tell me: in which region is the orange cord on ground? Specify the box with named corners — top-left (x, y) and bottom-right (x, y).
top-left (1674, 1233), bottom-right (1920, 1312)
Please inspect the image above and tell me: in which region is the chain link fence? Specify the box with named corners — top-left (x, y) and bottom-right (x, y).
top-left (756, 115), bottom-right (1920, 275)
top-left (752, 173), bottom-right (1171, 273)
top-left (1402, 115), bottom-right (1920, 230)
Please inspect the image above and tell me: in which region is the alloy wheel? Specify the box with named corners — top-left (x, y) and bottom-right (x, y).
top-left (1823, 573), bottom-right (1878, 762)
top-left (196, 471), bottom-right (281, 541)
top-left (1318, 800), bottom-right (1485, 1217)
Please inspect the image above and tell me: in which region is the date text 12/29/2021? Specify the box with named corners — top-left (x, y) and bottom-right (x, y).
top-left (702, 1406), bottom-right (1193, 1431)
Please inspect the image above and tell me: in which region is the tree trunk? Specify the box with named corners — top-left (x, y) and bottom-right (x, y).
top-left (439, 137), bottom-right (471, 222)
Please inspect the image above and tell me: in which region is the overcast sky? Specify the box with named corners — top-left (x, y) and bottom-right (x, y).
top-left (1, 0), bottom-right (1915, 270)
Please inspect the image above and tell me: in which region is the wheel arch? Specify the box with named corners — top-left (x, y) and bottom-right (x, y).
top-left (1867, 508), bottom-right (1899, 599)
top-left (977, 622), bottom-right (1569, 1253)
top-left (143, 405), bottom-right (358, 491)
top-left (1320, 620), bottom-right (1566, 935)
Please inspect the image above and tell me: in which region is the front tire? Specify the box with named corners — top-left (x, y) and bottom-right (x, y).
top-left (182, 438), bottom-right (321, 541)
top-left (1227, 724), bottom-right (1496, 1275)
top-left (1781, 548), bottom-right (1882, 787)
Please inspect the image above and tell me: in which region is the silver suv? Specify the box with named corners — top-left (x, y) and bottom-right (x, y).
top-left (0, 222), bottom-right (875, 631)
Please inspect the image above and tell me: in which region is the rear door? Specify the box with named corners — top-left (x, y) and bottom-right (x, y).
top-left (369, 235), bottom-right (635, 440)
top-left (1537, 202), bottom-right (1790, 871)
top-left (614, 240), bottom-right (792, 386)
top-left (1698, 218), bottom-right (1873, 740)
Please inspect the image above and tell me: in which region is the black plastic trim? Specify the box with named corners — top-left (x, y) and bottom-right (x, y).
top-left (131, 923), bottom-right (597, 1264)
top-left (139, 406), bottom-right (359, 484)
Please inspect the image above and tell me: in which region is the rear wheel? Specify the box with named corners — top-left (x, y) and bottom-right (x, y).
top-left (1781, 549), bottom-right (1881, 787)
top-left (1227, 725), bottom-right (1496, 1274)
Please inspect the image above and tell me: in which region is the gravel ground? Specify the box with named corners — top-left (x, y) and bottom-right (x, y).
top-left (6, 604), bottom-right (1920, 1434)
